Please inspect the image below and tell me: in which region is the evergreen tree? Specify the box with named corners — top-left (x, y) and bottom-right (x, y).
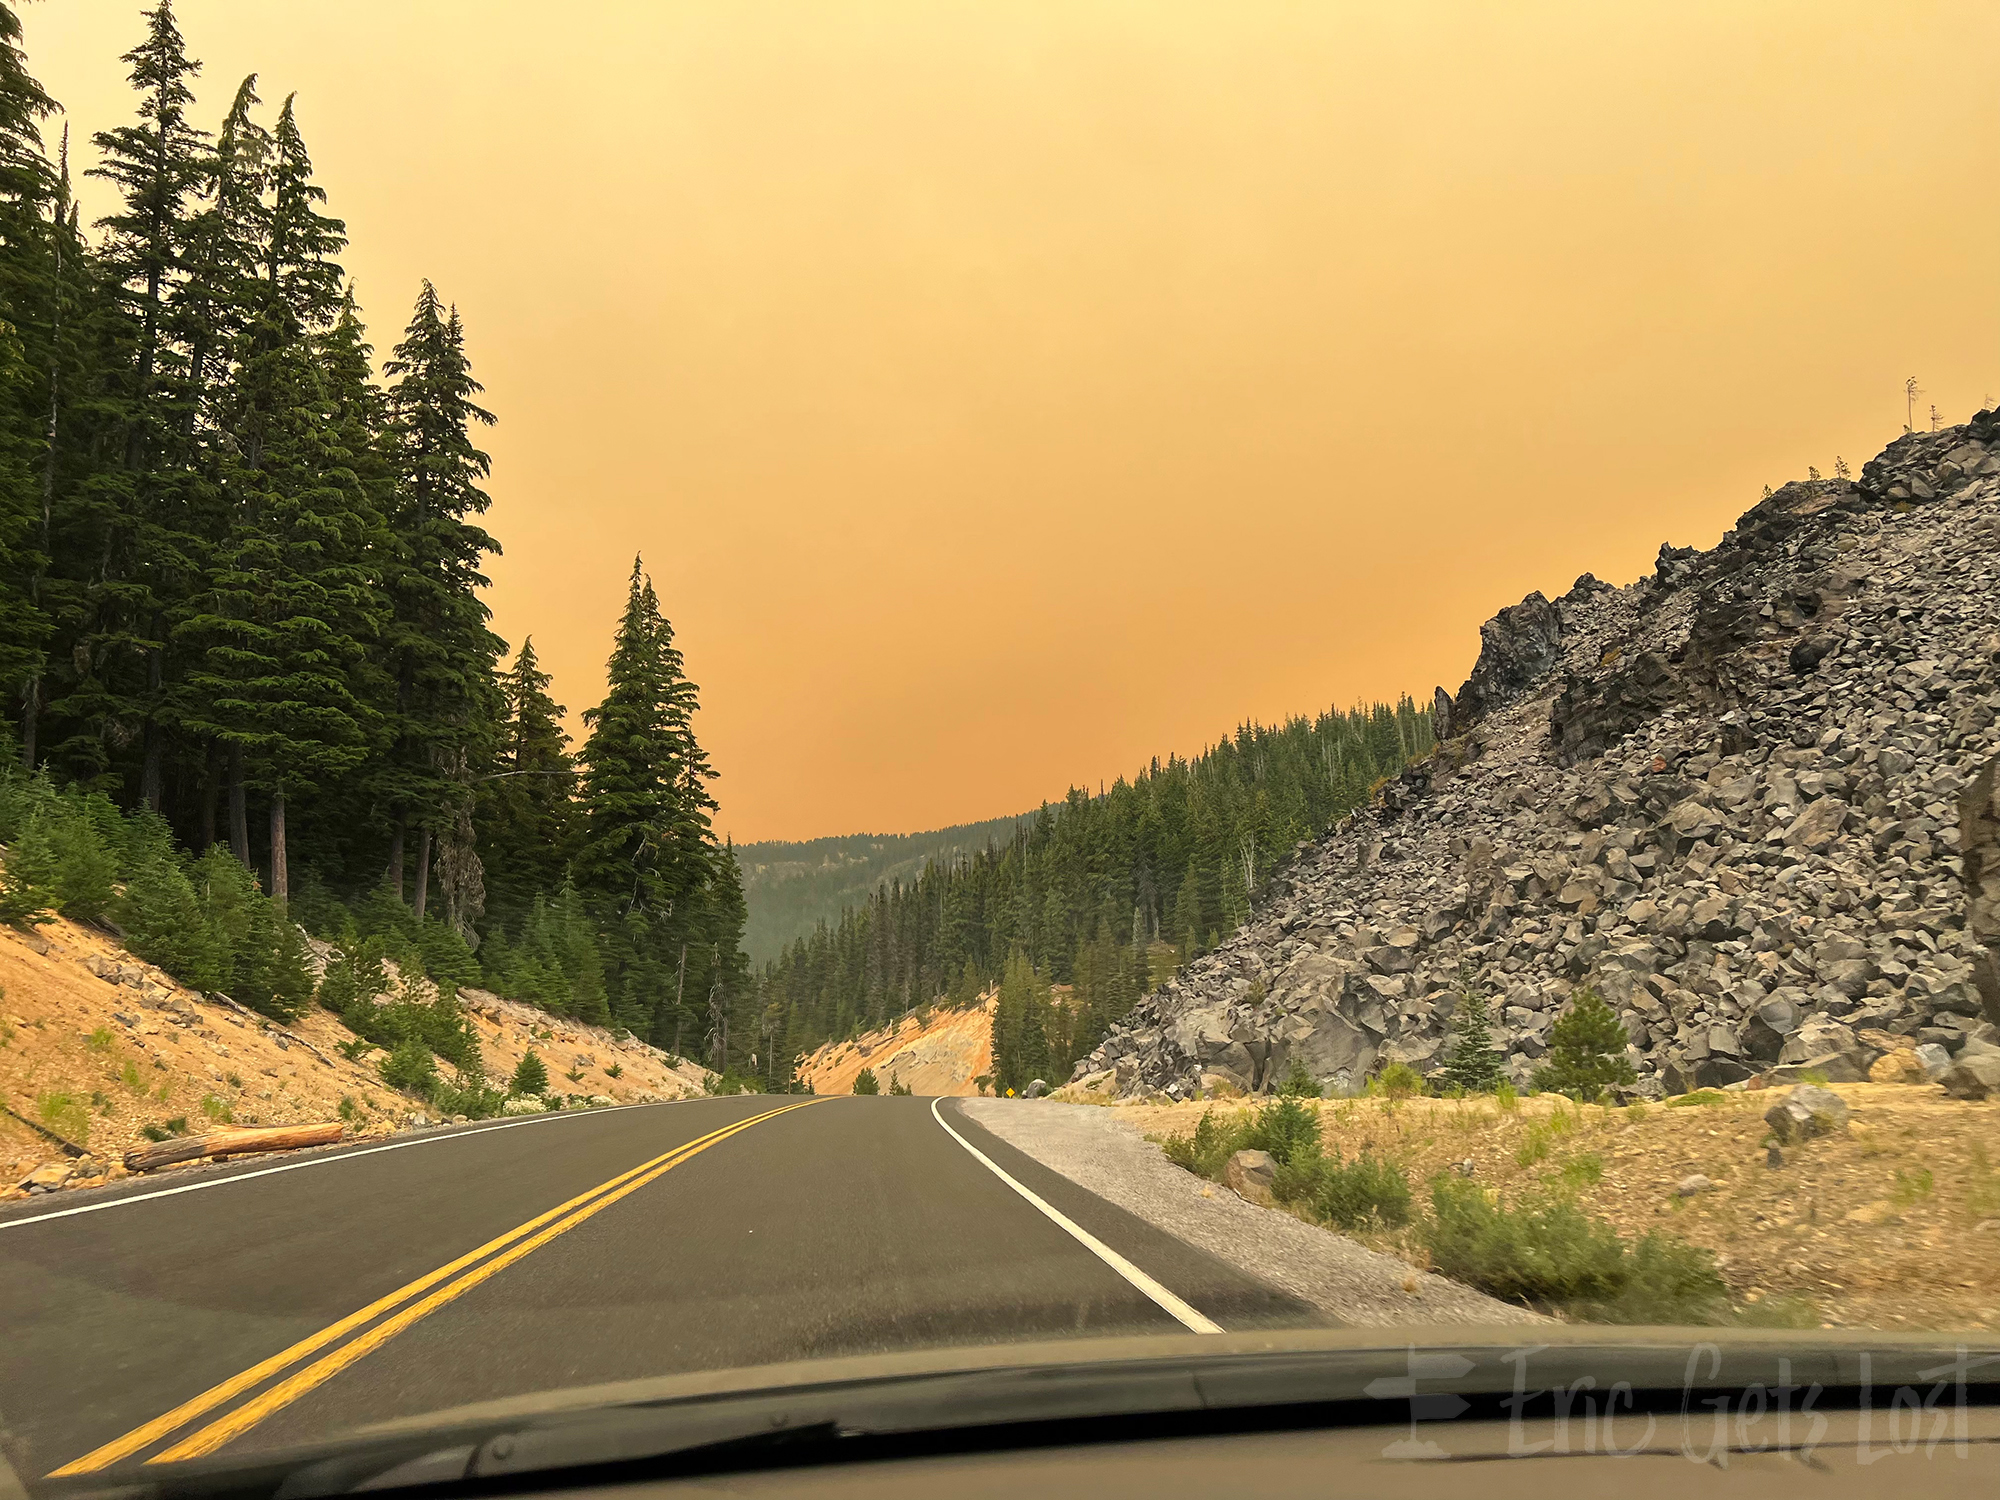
top-left (1532, 988), bottom-right (1636, 1103)
top-left (509, 1048), bottom-right (548, 1097)
top-left (377, 280), bottom-right (502, 907)
top-left (1438, 977), bottom-right (1504, 1094)
top-left (0, 0), bottom-right (54, 737)
top-left (477, 637), bottom-right (573, 927)
top-left (851, 1067), bottom-right (878, 1096)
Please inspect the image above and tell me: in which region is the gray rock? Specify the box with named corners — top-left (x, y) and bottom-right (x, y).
top-left (1676, 1173), bottom-right (1715, 1197)
top-left (1223, 1148), bottom-right (1278, 1204)
top-left (1914, 1041), bottom-right (1954, 1078)
top-left (1023, 1079), bottom-right (1049, 1099)
top-left (1763, 1083), bottom-right (1851, 1144)
top-left (1940, 1053), bottom-right (2000, 1101)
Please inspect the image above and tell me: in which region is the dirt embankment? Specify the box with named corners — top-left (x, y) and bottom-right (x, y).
top-left (799, 996), bottom-right (995, 1097)
top-left (1107, 1083), bottom-right (2000, 1333)
top-left (0, 916), bottom-right (709, 1199)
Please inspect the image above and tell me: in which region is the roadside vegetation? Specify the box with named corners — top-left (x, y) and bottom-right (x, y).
top-left (1143, 979), bottom-right (2000, 1330)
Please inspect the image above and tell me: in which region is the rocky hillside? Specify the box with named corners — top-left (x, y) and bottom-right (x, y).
top-left (1073, 417), bottom-right (2000, 1101)
top-left (798, 996), bottom-right (996, 1096)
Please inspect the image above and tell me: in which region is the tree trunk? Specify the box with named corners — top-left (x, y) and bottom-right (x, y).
top-left (228, 744), bottom-right (250, 868)
top-left (19, 676), bottom-right (36, 771)
top-left (671, 945), bottom-right (687, 1054)
top-left (123, 1121), bottom-right (342, 1174)
top-left (385, 815), bottom-right (405, 901)
top-left (139, 646), bottom-right (165, 811)
top-left (413, 826), bottom-right (431, 922)
top-left (199, 740), bottom-right (221, 851)
top-left (269, 790), bottom-right (288, 903)
top-left (140, 727), bottom-right (164, 813)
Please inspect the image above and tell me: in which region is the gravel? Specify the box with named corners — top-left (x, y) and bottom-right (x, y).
top-left (961, 1098), bottom-right (1545, 1328)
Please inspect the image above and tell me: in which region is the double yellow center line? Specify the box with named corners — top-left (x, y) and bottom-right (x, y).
top-left (51, 1100), bottom-right (820, 1476)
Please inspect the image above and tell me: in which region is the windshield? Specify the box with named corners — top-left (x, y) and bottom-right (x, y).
top-left (1, 0), bottom-right (1997, 1489)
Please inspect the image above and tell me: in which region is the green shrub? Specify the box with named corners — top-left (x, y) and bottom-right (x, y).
top-left (1556, 1152), bottom-right (1605, 1190)
top-left (510, 1049), bottom-right (550, 1097)
top-left (1308, 1153), bottom-right (1413, 1230)
top-left (1514, 1124), bottom-right (1552, 1166)
top-left (1531, 988), bottom-right (1636, 1103)
top-left (1241, 1094), bottom-right (1321, 1168)
top-left (1277, 1057), bottom-right (1319, 1098)
top-left (382, 1038), bottom-right (439, 1094)
top-left (198, 1093), bottom-right (234, 1124)
top-left (851, 1067), bottom-right (880, 1095)
top-left (1495, 1079), bottom-right (1518, 1112)
top-left (37, 1090), bottom-right (89, 1145)
top-left (1665, 1089), bottom-right (1727, 1109)
top-left (411, 918), bottom-right (481, 994)
top-left (1157, 1109), bottom-right (1248, 1178)
top-left (1420, 1176), bottom-right (1729, 1322)
top-left (1371, 1060), bottom-right (1424, 1100)
top-left (120, 857), bottom-right (228, 991)
top-left (9, 798), bottom-right (116, 925)
top-left (317, 940), bottom-right (388, 1014)
top-left (337, 1096), bottom-right (358, 1123)
top-left (233, 896), bottom-right (315, 1021)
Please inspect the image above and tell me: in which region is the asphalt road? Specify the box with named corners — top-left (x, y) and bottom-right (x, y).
top-left (0, 1095), bottom-right (1323, 1478)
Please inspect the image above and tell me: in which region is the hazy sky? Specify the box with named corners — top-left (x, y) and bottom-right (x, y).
top-left (22, 1), bottom-right (2000, 842)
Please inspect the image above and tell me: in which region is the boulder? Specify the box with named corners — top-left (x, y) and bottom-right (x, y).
top-left (18, 1161), bottom-right (72, 1193)
top-left (1023, 1079), bottom-right (1048, 1098)
top-left (1676, 1173), bottom-right (1716, 1197)
top-left (1223, 1149), bottom-right (1278, 1205)
top-left (1940, 1053), bottom-right (2000, 1101)
top-left (1867, 1048), bottom-right (1929, 1084)
top-left (1764, 1052), bottom-right (1867, 1085)
top-left (1785, 796), bottom-right (1850, 852)
top-left (1763, 1083), bottom-right (1851, 1144)
top-left (1914, 1042), bottom-right (1954, 1079)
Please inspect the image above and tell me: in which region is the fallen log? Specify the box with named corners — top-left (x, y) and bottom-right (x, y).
top-left (123, 1121), bottom-right (344, 1174)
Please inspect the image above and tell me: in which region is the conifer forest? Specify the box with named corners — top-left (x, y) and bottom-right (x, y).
top-left (0, 3), bottom-right (1431, 1099)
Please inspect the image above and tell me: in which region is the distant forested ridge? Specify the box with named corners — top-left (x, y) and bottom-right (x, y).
top-left (735, 814), bottom-right (1029, 962)
top-left (0, 3), bottom-right (743, 1071)
top-left (752, 699), bottom-right (1435, 1093)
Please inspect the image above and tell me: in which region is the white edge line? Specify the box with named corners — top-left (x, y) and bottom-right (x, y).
top-left (929, 1097), bottom-right (1222, 1335)
top-left (0, 1098), bottom-right (693, 1232)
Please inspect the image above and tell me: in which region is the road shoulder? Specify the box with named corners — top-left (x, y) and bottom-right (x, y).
top-left (956, 1099), bottom-right (1544, 1327)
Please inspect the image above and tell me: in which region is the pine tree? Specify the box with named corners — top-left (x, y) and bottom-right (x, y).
top-left (0, 0), bottom-right (55, 740)
top-left (1532, 988), bottom-right (1636, 1103)
top-left (55, 0), bottom-right (217, 806)
top-left (181, 93), bottom-right (384, 898)
top-left (1437, 978), bottom-right (1504, 1094)
top-left (509, 1048), bottom-right (548, 1097)
top-left (377, 280), bottom-right (502, 907)
top-left (476, 637), bottom-right (573, 927)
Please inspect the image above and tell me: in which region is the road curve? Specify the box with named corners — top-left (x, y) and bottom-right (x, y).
top-left (0, 1095), bottom-right (1323, 1477)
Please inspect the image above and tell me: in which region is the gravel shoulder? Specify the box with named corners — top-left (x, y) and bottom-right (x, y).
top-left (960, 1097), bottom-right (1544, 1327)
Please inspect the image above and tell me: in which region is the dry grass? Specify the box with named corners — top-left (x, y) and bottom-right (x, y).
top-left (1117, 1083), bottom-right (2000, 1332)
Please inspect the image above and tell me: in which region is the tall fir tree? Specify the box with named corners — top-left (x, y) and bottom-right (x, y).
top-left (0, 0), bottom-right (54, 739)
top-left (476, 637), bottom-right (574, 929)
top-left (378, 280), bottom-right (502, 912)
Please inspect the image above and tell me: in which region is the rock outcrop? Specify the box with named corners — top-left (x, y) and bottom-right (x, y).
top-left (1075, 418), bottom-right (2000, 1099)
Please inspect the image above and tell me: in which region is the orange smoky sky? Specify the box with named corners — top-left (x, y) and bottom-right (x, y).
top-left (23, 1), bottom-right (2000, 844)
